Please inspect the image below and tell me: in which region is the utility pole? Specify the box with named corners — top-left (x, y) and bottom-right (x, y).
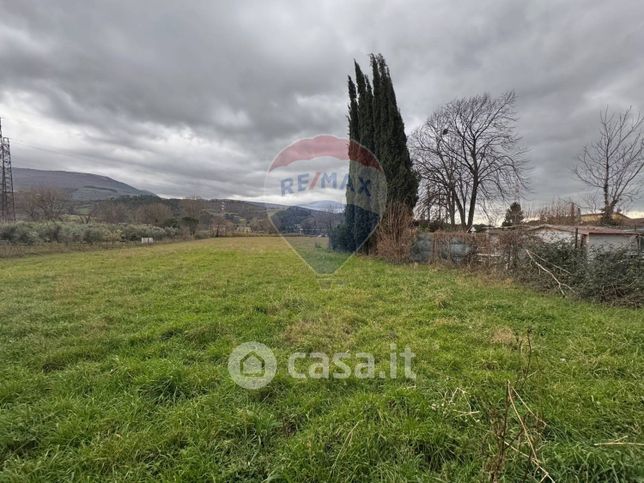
top-left (0, 118), bottom-right (16, 223)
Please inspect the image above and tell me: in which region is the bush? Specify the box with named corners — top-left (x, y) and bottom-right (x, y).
top-left (82, 225), bottom-right (113, 244)
top-left (375, 203), bottom-right (416, 264)
top-left (0, 223), bottom-right (40, 245)
top-left (329, 223), bottom-right (354, 252)
top-left (59, 223), bottom-right (87, 243)
top-left (194, 230), bottom-right (213, 240)
top-left (0, 222), bottom-right (180, 245)
top-left (32, 223), bottom-right (63, 243)
top-left (578, 249), bottom-right (643, 306)
top-left (120, 224), bottom-right (175, 241)
top-left (513, 241), bottom-right (642, 307)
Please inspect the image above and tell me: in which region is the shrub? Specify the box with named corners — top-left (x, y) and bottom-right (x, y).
top-left (59, 223), bottom-right (87, 243)
top-left (375, 203), bottom-right (415, 264)
top-left (578, 248), bottom-right (643, 306)
top-left (83, 225), bottom-right (112, 244)
top-left (18, 228), bottom-right (40, 245)
top-left (329, 223), bottom-right (354, 252)
top-left (0, 222), bottom-right (180, 245)
top-left (121, 224), bottom-right (172, 241)
top-left (32, 223), bottom-right (63, 243)
top-left (512, 240), bottom-right (642, 307)
top-left (0, 223), bottom-right (40, 245)
top-left (194, 230), bottom-right (213, 240)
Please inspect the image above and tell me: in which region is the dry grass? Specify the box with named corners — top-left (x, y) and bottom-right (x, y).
top-left (490, 327), bottom-right (523, 347)
top-left (375, 203), bottom-right (416, 263)
top-left (281, 318), bottom-right (355, 352)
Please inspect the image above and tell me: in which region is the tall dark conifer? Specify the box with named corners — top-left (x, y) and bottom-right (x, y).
top-left (353, 62), bottom-right (378, 251)
top-left (340, 54), bottom-right (418, 252)
top-left (371, 54), bottom-right (418, 211)
top-left (344, 75), bottom-right (359, 251)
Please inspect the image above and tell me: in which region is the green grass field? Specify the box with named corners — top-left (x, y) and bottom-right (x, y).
top-left (1, 237), bottom-right (642, 481)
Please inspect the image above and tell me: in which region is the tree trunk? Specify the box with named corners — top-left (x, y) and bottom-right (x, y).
top-left (602, 157), bottom-right (612, 224)
top-left (467, 181), bottom-right (478, 230)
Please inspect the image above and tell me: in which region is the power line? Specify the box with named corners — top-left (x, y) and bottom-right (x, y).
top-left (11, 138), bottom-right (106, 164)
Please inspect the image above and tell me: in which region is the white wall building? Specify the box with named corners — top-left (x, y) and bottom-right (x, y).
top-left (525, 225), bottom-right (640, 254)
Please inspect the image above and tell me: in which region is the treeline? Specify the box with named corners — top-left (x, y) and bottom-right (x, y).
top-left (271, 206), bottom-right (341, 235)
top-left (13, 190), bottom-right (276, 235)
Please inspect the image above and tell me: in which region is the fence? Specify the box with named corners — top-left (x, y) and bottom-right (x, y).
top-left (410, 232), bottom-right (485, 264)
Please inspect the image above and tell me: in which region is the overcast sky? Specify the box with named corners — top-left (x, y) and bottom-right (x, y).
top-left (1, 0), bottom-right (642, 215)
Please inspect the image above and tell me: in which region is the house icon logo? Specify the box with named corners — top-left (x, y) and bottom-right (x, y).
top-left (228, 342), bottom-right (277, 389)
top-left (241, 352), bottom-right (265, 376)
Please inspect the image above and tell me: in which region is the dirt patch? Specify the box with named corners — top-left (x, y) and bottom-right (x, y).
top-left (490, 327), bottom-right (528, 348)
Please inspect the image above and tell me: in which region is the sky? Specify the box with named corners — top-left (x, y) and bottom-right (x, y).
top-left (0, 0), bottom-right (642, 217)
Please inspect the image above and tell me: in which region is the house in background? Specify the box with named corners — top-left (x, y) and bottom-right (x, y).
top-left (418, 224), bottom-right (642, 263)
top-left (630, 218), bottom-right (644, 231)
top-left (579, 212), bottom-right (635, 225)
top-left (525, 225), bottom-right (640, 254)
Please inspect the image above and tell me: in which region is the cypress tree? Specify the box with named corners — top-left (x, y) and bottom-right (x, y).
top-left (343, 75), bottom-right (359, 251)
top-left (370, 55), bottom-right (383, 158)
top-left (338, 54), bottom-right (418, 252)
top-left (371, 54), bottom-right (418, 211)
top-left (353, 62), bottom-right (378, 252)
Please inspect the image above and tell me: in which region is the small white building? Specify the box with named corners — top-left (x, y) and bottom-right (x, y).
top-left (525, 225), bottom-right (640, 254)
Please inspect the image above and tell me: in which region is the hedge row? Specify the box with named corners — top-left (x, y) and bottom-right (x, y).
top-left (0, 222), bottom-right (179, 245)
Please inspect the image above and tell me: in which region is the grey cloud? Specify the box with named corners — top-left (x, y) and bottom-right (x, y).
top-left (0, 0), bottom-right (642, 211)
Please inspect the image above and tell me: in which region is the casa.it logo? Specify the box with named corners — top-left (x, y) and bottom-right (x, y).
top-left (264, 135), bottom-right (387, 275)
top-left (227, 342), bottom-right (277, 390)
top-left (227, 341), bottom-right (417, 390)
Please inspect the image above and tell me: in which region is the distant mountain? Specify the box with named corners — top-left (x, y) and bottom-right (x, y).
top-left (297, 200), bottom-right (345, 213)
top-left (12, 168), bottom-right (156, 201)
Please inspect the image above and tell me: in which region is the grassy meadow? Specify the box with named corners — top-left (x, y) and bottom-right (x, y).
top-left (0, 237), bottom-right (642, 481)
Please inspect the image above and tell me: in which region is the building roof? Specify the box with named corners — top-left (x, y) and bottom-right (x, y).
top-left (525, 224), bottom-right (638, 236)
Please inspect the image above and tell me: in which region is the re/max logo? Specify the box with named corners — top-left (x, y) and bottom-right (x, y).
top-left (280, 172), bottom-right (372, 197)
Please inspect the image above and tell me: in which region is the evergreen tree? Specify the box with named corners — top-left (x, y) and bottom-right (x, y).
top-left (336, 54), bottom-right (419, 252)
top-left (344, 75), bottom-right (359, 251)
top-left (353, 62), bottom-right (378, 251)
top-left (502, 202), bottom-right (525, 227)
top-left (370, 54), bottom-right (418, 211)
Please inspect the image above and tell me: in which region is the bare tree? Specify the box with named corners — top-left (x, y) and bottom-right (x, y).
top-left (410, 91), bottom-right (528, 229)
top-left (94, 201), bottom-right (131, 224)
top-left (575, 107), bottom-right (644, 224)
top-left (536, 199), bottom-right (580, 225)
top-left (20, 187), bottom-right (70, 221)
top-left (179, 197), bottom-right (207, 219)
top-left (211, 214), bottom-right (234, 237)
top-left (135, 202), bottom-right (173, 226)
top-left (410, 108), bottom-right (460, 226)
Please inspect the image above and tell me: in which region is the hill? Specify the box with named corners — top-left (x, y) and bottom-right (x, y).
top-left (12, 168), bottom-right (156, 201)
top-left (298, 200), bottom-right (345, 213)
